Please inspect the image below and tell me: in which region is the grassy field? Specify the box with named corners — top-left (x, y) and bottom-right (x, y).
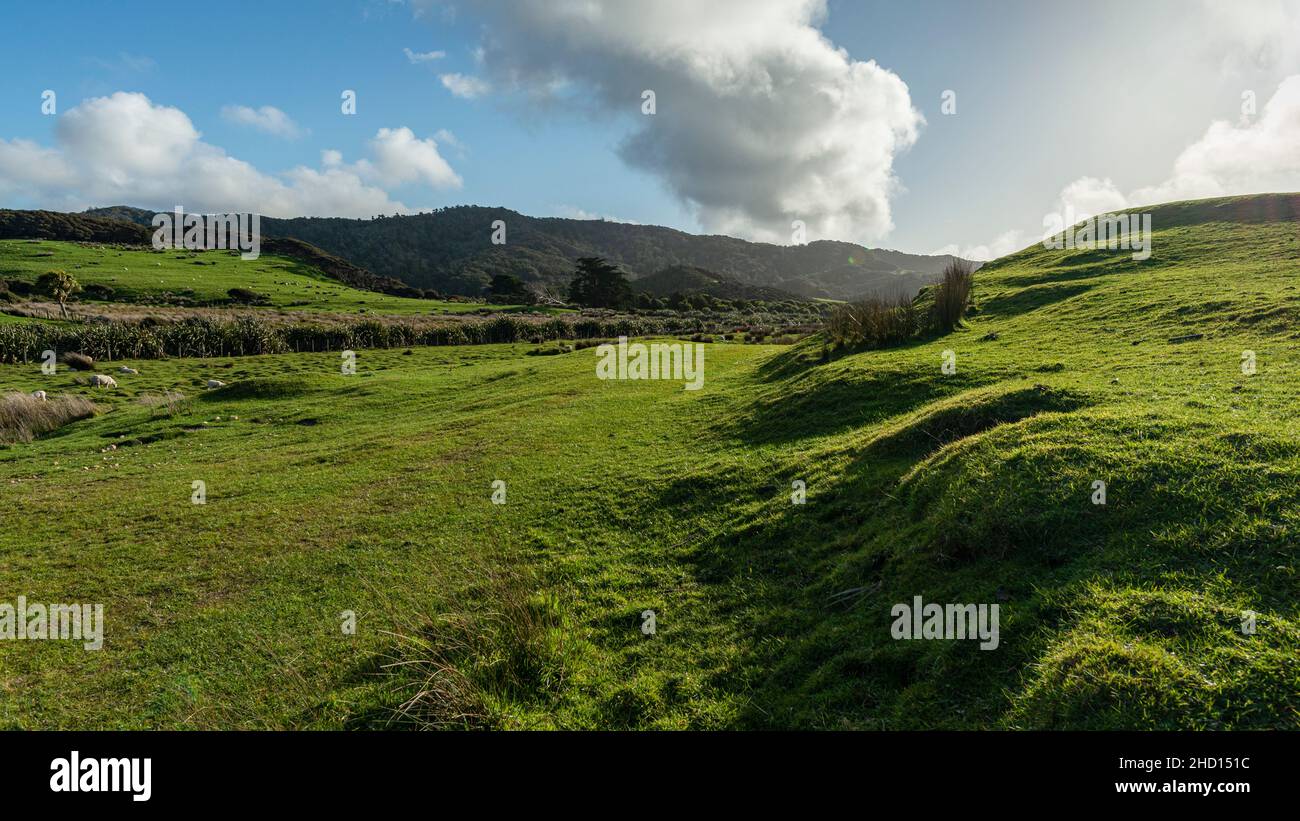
top-left (0, 194), bottom-right (1297, 729)
top-left (0, 239), bottom-right (496, 315)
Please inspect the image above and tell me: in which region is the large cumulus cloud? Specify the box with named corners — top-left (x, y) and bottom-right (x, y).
top-left (422, 0), bottom-right (922, 244)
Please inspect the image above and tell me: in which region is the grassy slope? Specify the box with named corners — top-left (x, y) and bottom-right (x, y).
top-left (0, 239), bottom-right (493, 315)
top-left (1, 194), bottom-right (1297, 729)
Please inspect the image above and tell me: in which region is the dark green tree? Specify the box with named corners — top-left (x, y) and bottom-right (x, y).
top-left (485, 273), bottom-right (533, 304)
top-left (568, 257), bottom-right (633, 309)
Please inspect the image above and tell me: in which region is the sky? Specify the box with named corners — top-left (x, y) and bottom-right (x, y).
top-left (1, 0), bottom-right (1299, 259)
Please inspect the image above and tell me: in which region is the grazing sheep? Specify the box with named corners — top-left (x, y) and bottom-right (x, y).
top-left (118, 366), bottom-right (139, 375)
top-left (88, 374), bottom-right (118, 388)
top-left (31, 390), bottom-right (47, 401)
top-left (206, 379), bottom-right (226, 389)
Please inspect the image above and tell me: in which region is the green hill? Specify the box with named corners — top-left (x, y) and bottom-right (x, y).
top-left (1, 209), bottom-right (465, 305)
top-left (634, 264), bottom-right (808, 302)
top-left (0, 239), bottom-right (501, 315)
top-left (84, 204), bottom-right (966, 301)
top-left (1, 193), bottom-right (1297, 729)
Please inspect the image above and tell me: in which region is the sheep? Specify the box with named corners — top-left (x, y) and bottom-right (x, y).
top-left (206, 379), bottom-right (226, 389)
top-left (117, 366), bottom-right (139, 375)
top-left (88, 374), bottom-right (118, 388)
top-left (31, 390), bottom-right (47, 401)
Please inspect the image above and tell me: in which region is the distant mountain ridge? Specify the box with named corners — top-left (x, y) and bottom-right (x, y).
top-left (82, 205), bottom-right (972, 301)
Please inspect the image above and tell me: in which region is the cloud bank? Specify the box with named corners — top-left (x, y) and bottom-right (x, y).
top-left (1059, 75), bottom-right (1300, 219)
top-left (0, 92), bottom-right (461, 217)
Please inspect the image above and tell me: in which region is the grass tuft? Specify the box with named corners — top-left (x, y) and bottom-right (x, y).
top-left (0, 392), bottom-right (97, 443)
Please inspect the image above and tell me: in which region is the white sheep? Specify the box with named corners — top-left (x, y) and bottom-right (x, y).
top-left (206, 379), bottom-right (226, 389)
top-left (118, 366), bottom-right (139, 375)
top-left (89, 374), bottom-right (118, 388)
top-left (31, 390), bottom-right (47, 401)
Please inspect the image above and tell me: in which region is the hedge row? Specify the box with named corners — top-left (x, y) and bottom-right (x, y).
top-left (0, 314), bottom-right (694, 363)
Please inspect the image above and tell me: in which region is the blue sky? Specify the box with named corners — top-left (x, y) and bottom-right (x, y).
top-left (2, 0), bottom-right (1298, 258)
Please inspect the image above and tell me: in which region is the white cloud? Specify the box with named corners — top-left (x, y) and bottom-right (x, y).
top-left (433, 128), bottom-right (462, 149)
top-left (440, 73), bottom-right (491, 99)
top-left (0, 91), bottom-right (460, 217)
top-left (0, 139), bottom-right (78, 192)
top-left (357, 126), bottom-right (463, 189)
top-left (220, 104), bottom-right (306, 139)
top-left (416, 0), bottom-right (920, 245)
top-left (1055, 177), bottom-right (1130, 222)
top-left (404, 47), bottom-right (446, 63)
top-left (1055, 74), bottom-right (1300, 217)
top-left (931, 230), bottom-right (1026, 263)
top-left (1199, 0), bottom-right (1300, 74)
top-left (553, 205), bottom-right (640, 224)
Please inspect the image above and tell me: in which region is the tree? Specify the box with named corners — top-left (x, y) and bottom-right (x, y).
top-left (485, 273), bottom-right (534, 304)
top-left (568, 257), bottom-right (633, 309)
top-left (36, 269), bottom-right (80, 319)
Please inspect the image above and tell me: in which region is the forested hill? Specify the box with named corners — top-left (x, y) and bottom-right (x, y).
top-left (84, 205), bottom-right (970, 301)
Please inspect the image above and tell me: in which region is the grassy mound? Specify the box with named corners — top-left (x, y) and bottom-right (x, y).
top-left (199, 374), bottom-right (340, 401)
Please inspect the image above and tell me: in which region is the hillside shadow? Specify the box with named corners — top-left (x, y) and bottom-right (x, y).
top-left (639, 382), bottom-right (1300, 728)
top-left (977, 281), bottom-right (1094, 320)
top-left (637, 423), bottom-right (1048, 728)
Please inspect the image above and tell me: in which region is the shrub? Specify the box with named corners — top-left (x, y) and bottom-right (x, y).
top-left (82, 283), bottom-right (116, 301)
top-left (932, 258), bottom-right (975, 333)
top-left (227, 287), bottom-right (271, 306)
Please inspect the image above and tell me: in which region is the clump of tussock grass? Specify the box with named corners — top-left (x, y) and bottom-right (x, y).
top-left (382, 562), bottom-right (573, 729)
top-left (826, 292), bottom-right (918, 350)
top-left (0, 392), bottom-right (96, 443)
top-left (826, 259), bottom-right (975, 351)
top-left (136, 390), bottom-right (189, 417)
top-left (932, 258), bottom-right (975, 333)
top-left (59, 351), bottom-right (95, 371)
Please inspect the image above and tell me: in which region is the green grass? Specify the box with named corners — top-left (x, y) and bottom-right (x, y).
top-left (0, 239), bottom-right (497, 315)
top-left (0, 194), bottom-right (1297, 729)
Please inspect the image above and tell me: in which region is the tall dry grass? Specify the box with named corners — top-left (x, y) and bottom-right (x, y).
top-left (0, 392), bottom-right (97, 444)
top-left (826, 259), bottom-right (975, 350)
top-left (826, 293), bottom-right (918, 350)
top-left (932, 258), bottom-right (975, 333)
top-left (136, 391), bottom-right (189, 417)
